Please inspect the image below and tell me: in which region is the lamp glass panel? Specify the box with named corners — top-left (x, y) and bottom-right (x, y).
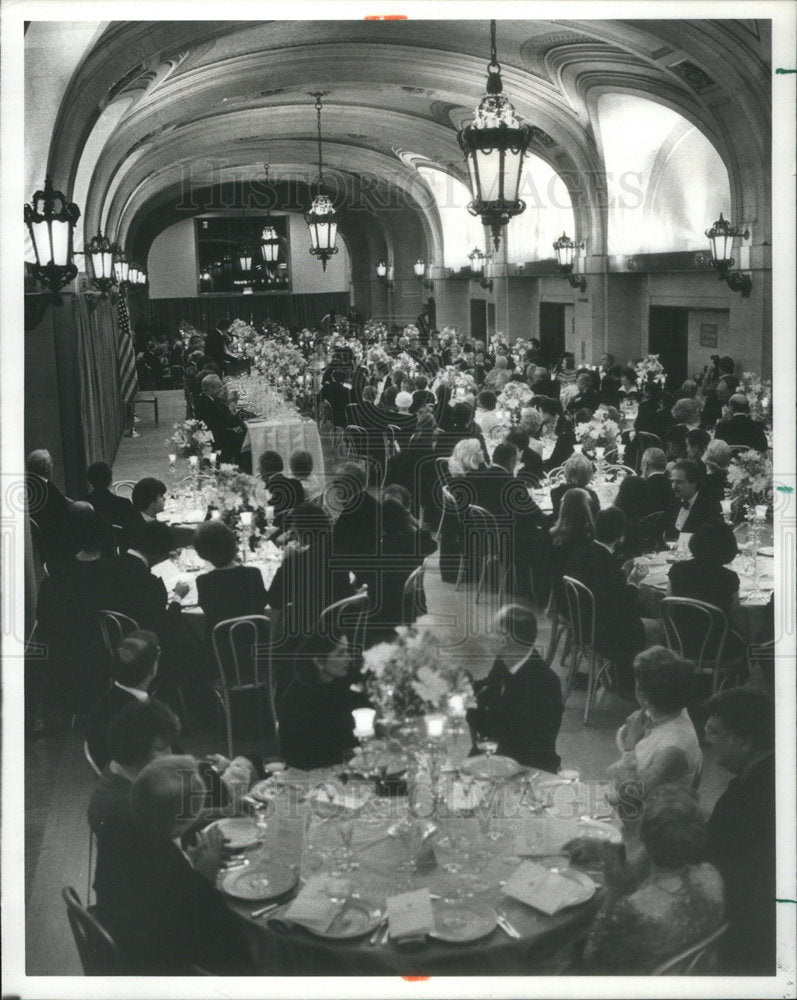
top-left (413, 260), bottom-right (425, 277)
top-left (98, 250), bottom-right (114, 279)
top-left (50, 220), bottom-right (70, 267)
top-left (474, 148), bottom-right (501, 203)
top-left (376, 261), bottom-right (387, 277)
top-left (29, 220), bottom-right (49, 264)
top-left (504, 148), bottom-right (525, 204)
top-left (308, 223), bottom-right (320, 250)
top-left (470, 253), bottom-right (484, 274)
top-left (327, 220), bottom-right (338, 249)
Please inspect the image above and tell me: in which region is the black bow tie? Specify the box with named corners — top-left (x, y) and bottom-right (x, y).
top-left (681, 500), bottom-right (691, 510)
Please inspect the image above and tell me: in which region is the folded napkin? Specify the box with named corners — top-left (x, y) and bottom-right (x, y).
top-left (277, 876), bottom-right (343, 933)
top-left (503, 861), bottom-right (594, 916)
top-left (386, 888), bottom-right (433, 942)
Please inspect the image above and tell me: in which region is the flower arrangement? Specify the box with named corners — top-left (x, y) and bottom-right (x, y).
top-left (574, 416), bottom-right (621, 454)
top-left (169, 419), bottom-right (214, 458)
top-left (366, 344), bottom-right (390, 369)
top-left (727, 449), bottom-right (773, 509)
top-left (327, 333), bottom-right (364, 363)
top-left (488, 333), bottom-right (509, 357)
top-left (634, 354), bottom-right (667, 386)
top-left (200, 465), bottom-right (259, 525)
top-left (437, 327), bottom-right (460, 348)
top-left (433, 365), bottom-right (477, 399)
top-left (363, 627), bottom-right (474, 720)
top-left (560, 382), bottom-right (580, 409)
top-left (364, 319), bottom-right (389, 343)
top-left (177, 319), bottom-right (203, 341)
top-left (402, 323), bottom-right (421, 345)
top-left (509, 337), bottom-right (530, 370)
top-left (228, 319), bottom-right (259, 355)
top-left (738, 372), bottom-right (772, 426)
top-left (498, 380), bottom-right (534, 417)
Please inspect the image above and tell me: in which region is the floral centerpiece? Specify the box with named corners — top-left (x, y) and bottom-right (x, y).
top-left (738, 372), bottom-right (772, 426)
top-left (200, 465), bottom-right (258, 524)
top-left (363, 627), bottom-right (474, 721)
top-left (488, 333), bottom-right (509, 357)
top-left (437, 327), bottom-right (460, 349)
top-left (402, 323), bottom-right (421, 346)
top-left (509, 336), bottom-right (530, 370)
top-left (560, 382), bottom-right (580, 409)
top-left (574, 415), bottom-right (621, 454)
top-left (634, 354), bottom-right (667, 386)
top-left (498, 380), bottom-right (534, 420)
top-left (228, 319), bottom-right (259, 356)
top-left (366, 344), bottom-right (390, 369)
top-left (327, 332), bottom-right (364, 364)
top-left (169, 419), bottom-right (214, 458)
top-left (434, 365), bottom-right (477, 399)
top-left (364, 319), bottom-right (389, 343)
top-left (727, 449), bottom-right (773, 514)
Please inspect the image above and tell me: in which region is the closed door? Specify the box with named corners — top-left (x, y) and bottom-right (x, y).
top-left (470, 299), bottom-right (487, 341)
top-left (539, 302), bottom-right (565, 365)
top-left (649, 306), bottom-right (688, 386)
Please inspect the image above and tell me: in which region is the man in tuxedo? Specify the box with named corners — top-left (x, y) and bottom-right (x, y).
top-left (86, 630), bottom-right (160, 770)
top-left (703, 688), bottom-right (775, 975)
top-left (258, 451), bottom-right (304, 527)
top-left (566, 507), bottom-right (651, 686)
top-left (203, 316), bottom-right (236, 372)
top-left (94, 755), bottom-right (251, 974)
top-left (700, 377), bottom-right (733, 429)
top-left (25, 449), bottom-right (72, 562)
top-left (320, 367), bottom-right (351, 427)
top-left (410, 374), bottom-right (436, 414)
top-left (566, 371), bottom-right (600, 414)
top-left (714, 394), bottom-right (769, 451)
top-left (529, 365), bottom-right (561, 400)
top-left (85, 462), bottom-right (139, 541)
top-left (331, 461), bottom-right (381, 597)
top-left (664, 459), bottom-right (723, 540)
top-left (374, 362), bottom-right (392, 404)
top-left (640, 447), bottom-right (673, 515)
top-left (469, 605), bottom-right (562, 772)
top-left (193, 374), bottom-right (245, 463)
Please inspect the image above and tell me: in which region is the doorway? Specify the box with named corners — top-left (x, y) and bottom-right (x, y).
top-left (649, 306), bottom-right (689, 386)
top-left (470, 299), bottom-right (487, 343)
top-left (539, 302), bottom-right (565, 365)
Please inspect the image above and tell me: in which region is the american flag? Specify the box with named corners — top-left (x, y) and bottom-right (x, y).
top-left (117, 294), bottom-right (139, 405)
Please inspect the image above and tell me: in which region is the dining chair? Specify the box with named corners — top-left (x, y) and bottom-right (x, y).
top-left (316, 590), bottom-right (370, 669)
top-left (543, 466), bottom-right (567, 487)
top-left (651, 921), bottom-right (729, 975)
top-left (62, 887), bottom-right (123, 976)
top-left (96, 609), bottom-right (139, 662)
top-left (82, 742), bottom-right (101, 905)
top-left (659, 597), bottom-right (737, 693)
top-left (110, 481), bottom-right (136, 500)
top-left (562, 575), bottom-right (617, 725)
top-left (637, 510), bottom-right (666, 552)
top-left (401, 563), bottom-right (427, 624)
top-left (465, 504), bottom-right (511, 605)
top-left (211, 614), bottom-right (276, 760)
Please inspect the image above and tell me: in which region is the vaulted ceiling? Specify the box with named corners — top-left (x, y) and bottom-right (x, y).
top-left (26, 18), bottom-right (771, 262)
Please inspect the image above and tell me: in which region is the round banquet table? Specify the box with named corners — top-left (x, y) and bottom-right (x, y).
top-left (530, 479), bottom-right (620, 515)
top-left (638, 549), bottom-right (774, 639)
top-left (243, 417), bottom-right (325, 480)
top-left (220, 759), bottom-right (617, 975)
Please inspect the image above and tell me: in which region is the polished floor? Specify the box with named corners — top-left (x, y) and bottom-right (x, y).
top-left (24, 389), bottom-right (735, 976)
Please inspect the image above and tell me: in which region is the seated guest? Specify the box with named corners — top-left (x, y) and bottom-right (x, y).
top-left (530, 365), bottom-right (561, 400)
top-left (258, 451), bottom-right (304, 527)
top-left (614, 475), bottom-right (653, 559)
top-left (701, 439), bottom-right (731, 502)
top-left (55, 500), bottom-right (117, 564)
top-left (640, 447), bottom-right (672, 515)
top-left (434, 401), bottom-right (487, 459)
top-left (439, 439), bottom-right (486, 582)
top-left (634, 380), bottom-right (668, 438)
top-left (288, 449), bottom-right (321, 501)
top-left (276, 633), bottom-right (361, 770)
top-left (86, 630), bottom-right (160, 770)
top-left (662, 398), bottom-right (702, 461)
top-left (88, 698), bottom-right (181, 836)
top-left (25, 448), bottom-right (71, 562)
top-left (391, 391), bottom-right (419, 449)
top-left (685, 427), bottom-right (711, 470)
top-left (474, 389), bottom-right (503, 444)
top-left (677, 378), bottom-right (699, 400)
top-left (131, 477), bottom-right (166, 536)
top-left (607, 646), bottom-right (702, 797)
top-left (667, 518), bottom-right (741, 621)
top-left (518, 407), bottom-right (546, 459)
top-left (565, 371), bottom-right (599, 414)
top-left (714, 393), bottom-right (769, 451)
top-left (536, 398), bottom-right (574, 471)
top-left (193, 374), bottom-right (245, 463)
top-left (551, 453), bottom-right (600, 520)
top-left (703, 687), bottom-right (776, 974)
top-left (549, 488), bottom-right (594, 611)
top-left (95, 755), bottom-right (251, 974)
top-left (664, 459), bottom-right (723, 540)
top-left (469, 605), bottom-right (562, 772)
top-left (618, 367), bottom-right (638, 400)
top-left (84, 462), bottom-right (139, 539)
top-left (386, 412), bottom-right (438, 519)
top-left (331, 461), bottom-right (381, 595)
top-left (505, 427), bottom-right (543, 485)
top-left (566, 507), bottom-right (656, 687)
top-left (194, 521), bottom-right (268, 632)
top-left (700, 377), bottom-right (733, 429)
top-left (410, 374), bottom-right (436, 414)
top-left (484, 355), bottom-right (512, 391)
top-left (578, 785), bottom-right (724, 974)
top-left (716, 355), bottom-right (740, 393)
top-left (320, 367), bottom-right (351, 427)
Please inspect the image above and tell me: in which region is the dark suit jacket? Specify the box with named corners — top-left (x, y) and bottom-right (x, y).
top-left (94, 820), bottom-right (250, 974)
top-left (332, 490), bottom-right (382, 593)
top-left (91, 553), bottom-right (177, 637)
top-left (265, 474), bottom-right (304, 526)
top-left (567, 388), bottom-right (600, 413)
top-left (471, 653), bottom-right (563, 772)
top-left (663, 491), bottom-right (723, 539)
top-left (204, 328), bottom-right (234, 370)
top-left (643, 473), bottom-right (673, 516)
top-left (550, 483), bottom-right (600, 521)
top-left (565, 541), bottom-right (645, 665)
top-left (701, 470), bottom-right (728, 503)
top-left (86, 685), bottom-right (145, 771)
top-left (321, 381), bottom-right (352, 427)
top-left (714, 414), bottom-right (768, 452)
top-left (193, 393), bottom-right (242, 456)
top-left (86, 488), bottom-right (137, 531)
top-left (707, 752), bottom-right (776, 974)
top-left (530, 378), bottom-right (561, 400)
top-left (26, 473), bottom-right (70, 561)
top-left (410, 389), bottom-right (436, 414)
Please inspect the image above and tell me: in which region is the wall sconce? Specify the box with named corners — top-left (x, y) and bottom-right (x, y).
top-left (553, 231), bottom-right (587, 291)
top-left (24, 176), bottom-right (81, 301)
top-left (705, 213), bottom-right (752, 297)
top-left (413, 258), bottom-right (434, 289)
top-left (376, 261), bottom-right (394, 289)
top-left (111, 245), bottom-right (130, 286)
top-left (467, 247), bottom-right (493, 291)
top-left (79, 231), bottom-right (116, 298)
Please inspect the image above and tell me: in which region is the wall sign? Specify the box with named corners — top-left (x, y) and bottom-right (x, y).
top-left (699, 323), bottom-right (718, 348)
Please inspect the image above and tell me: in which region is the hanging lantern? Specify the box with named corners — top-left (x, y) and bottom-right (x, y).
top-left (83, 231), bottom-right (116, 296)
top-left (260, 226), bottom-right (281, 264)
top-left (553, 232), bottom-right (587, 292)
top-left (413, 258), bottom-right (426, 278)
top-left (24, 176), bottom-right (81, 294)
top-left (238, 245), bottom-right (254, 272)
top-left (305, 92), bottom-right (338, 270)
top-left (111, 245), bottom-right (130, 286)
top-left (705, 213), bottom-right (752, 296)
top-left (457, 20), bottom-right (532, 251)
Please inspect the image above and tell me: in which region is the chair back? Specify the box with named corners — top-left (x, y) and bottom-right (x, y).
top-left (384, 425), bottom-right (400, 454)
top-left (62, 886), bottom-right (122, 975)
top-left (562, 575), bottom-right (597, 652)
top-left (211, 614), bottom-right (272, 692)
top-left (544, 466), bottom-right (567, 487)
top-left (317, 399), bottom-right (335, 433)
top-left (83, 740), bottom-right (102, 778)
top-left (97, 609), bottom-right (139, 661)
top-left (602, 463), bottom-right (636, 480)
top-left (651, 921), bottom-right (729, 975)
top-left (110, 481), bottom-right (135, 499)
top-left (401, 563), bottom-right (427, 624)
top-left (345, 402), bottom-right (360, 426)
top-left (659, 597), bottom-right (728, 683)
top-left (316, 590), bottom-right (369, 657)
top-left (637, 510), bottom-right (666, 551)
top-left (344, 425), bottom-right (369, 461)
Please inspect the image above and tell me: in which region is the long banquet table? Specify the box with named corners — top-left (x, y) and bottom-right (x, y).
top-left (242, 417), bottom-right (325, 480)
top-left (218, 756), bottom-right (617, 975)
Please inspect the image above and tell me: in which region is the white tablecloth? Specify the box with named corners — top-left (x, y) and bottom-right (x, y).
top-left (152, 552), bottom-right (283, 618)
top-left (242, 418), bottom-right (324, 480)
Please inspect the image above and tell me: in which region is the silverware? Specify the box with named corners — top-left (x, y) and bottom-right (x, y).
top-left (250, 901), bottom-right (280, 919)
top-left (495, 912), bottom-right (520, 939)
top-left (380, 923), bottom-right (390, 945)
top-left (369, 917), bottom-right (387, 946)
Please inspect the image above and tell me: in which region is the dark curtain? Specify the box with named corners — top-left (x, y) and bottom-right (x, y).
top-left (73, 295), bottom-right (125, 469)
top-left (142, 293), bottom-right (350, 334)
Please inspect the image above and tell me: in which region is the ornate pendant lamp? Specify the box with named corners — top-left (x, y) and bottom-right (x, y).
top-left (111, 245), bottom-right (130, 286)
top-left (457, 20), bottom-right (532, 251)
top-left (83, 231), bottom-right (116, 296)
top-left (305, 92), bottom-right (338, 270)
top-left (24, 176), bottom-right (81, 295)
top-left (553, 231), bottom-right (587, 292)
top-left (705, 213), bottom-right (752, 297)
top-left (258, 163), bottom-right (281, 268)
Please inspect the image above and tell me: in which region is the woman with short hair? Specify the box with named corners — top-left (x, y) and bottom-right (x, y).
top-left (549, 487), bottom-right (595, 610)
top-left (550, 453), bottom-right (600, 520)
top-left (702, 439), bottom-right (732, 501)
top-left (194, 520), bottom-right (268, 631)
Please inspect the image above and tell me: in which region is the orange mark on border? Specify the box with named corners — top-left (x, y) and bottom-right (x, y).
top-left (401, 976), bottom-right (431, 981)
top-left (365, 15), bottom-right (409, 19)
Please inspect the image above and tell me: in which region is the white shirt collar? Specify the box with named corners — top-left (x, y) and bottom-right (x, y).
top-left (507, 649), bottom-right (537, 675)
top-left (127, 549), bottom-right (148, 567)
top-left (141, 511), bottom-right (155, 522)
top-left (114, 681), bottom-right (149, 702)
top-left (595, 540), bottom-right (615, 555)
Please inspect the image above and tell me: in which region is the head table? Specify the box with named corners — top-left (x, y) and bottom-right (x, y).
top-left (214, 741), bottom-right (620, 976)
top-left (242, 417), bottom-right (325, 481)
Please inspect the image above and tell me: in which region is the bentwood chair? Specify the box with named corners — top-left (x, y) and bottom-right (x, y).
top-left (562, 575), bottom-right (617, 725)
top-left (63, 887), bottom-right (123, 976)
top-left (211, 614), bottom-right (277, 760)
top-left (110, 481), bottom-right (136, 500)
top-left (659, 597), bottom-right (740, 693)
top-left (97, 610), bottom-right (138, 661)
top-left (463, 505), bottom-right (511, 606)
top-left (316, 590), bottom-right (370, 669)
top-left (651, 921), bottom-right (729, 975)
top-left (401, 563), bottom-right (427, 625)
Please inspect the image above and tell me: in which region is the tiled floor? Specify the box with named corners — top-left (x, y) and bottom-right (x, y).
top-left (24, 389), bottom-right (734, 975)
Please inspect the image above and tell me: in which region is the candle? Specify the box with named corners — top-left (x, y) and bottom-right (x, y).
top-left (209, 452), bottom-right (218, 465)
top-left (754, 505), bottom-right (767, 520)
top-left (210, 509), bottom-right (221, 520)
top-left (616, 443), bottom-right (625, 459)
top-left (239, 511), bottom-right (253, 528)
top-left (188, 455), bottom-right (198, 468)
top-left (424, 714), bottom-right (446, 739)
top-left (573, 443), bottom-right (583, 454)
top-left (720, 499), bottom-right (732, 518)
top-left (448, 694), bottom-right (466, 718)
top-left (595, 446), bottom-right (605, 460)
top-left (352, 707), bottom-right (376, 739)
top-left (168, 453), bottom-right (177, 465)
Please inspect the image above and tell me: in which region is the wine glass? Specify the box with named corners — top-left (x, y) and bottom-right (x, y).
top-left (475, 731), bottom-right (498, 759)
top-left (337, 819), bottom-right (360, 872)
top-left (665, 539), bottom-right (678, 562)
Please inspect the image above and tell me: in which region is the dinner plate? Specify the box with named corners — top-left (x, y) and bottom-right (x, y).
top-left (210, 817), bottom-right (261, 850)
top-left (429, 902), bottom-right (498, 943)
top-left (305, 898), bottom-right (382, 940)
top-left (460, 755), bottom-right (524, 780)
top-left (758, 546), bottom-right (774, 557)
top-left (221, 861), bottom-right (298, 902)
top-left (557, 868), bottom-right (598, 907)
top-left (573, 817), bottom-right (622, 844)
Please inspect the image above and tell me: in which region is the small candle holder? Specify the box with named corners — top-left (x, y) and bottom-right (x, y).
top-left (239, 510), bottom-right (253, 562)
